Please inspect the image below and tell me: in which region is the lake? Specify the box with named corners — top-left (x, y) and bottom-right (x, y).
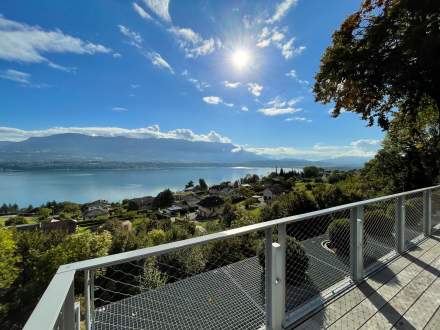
top-left (0, 167), bottom-right (278, 207)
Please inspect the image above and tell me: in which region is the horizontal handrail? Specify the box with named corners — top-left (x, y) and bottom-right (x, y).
top-left (23, 184), bottom-right (439, 330)
top-left (59, 184), bottom-right (440, 272)
top-left (23, 270), bottom-right (75, 330)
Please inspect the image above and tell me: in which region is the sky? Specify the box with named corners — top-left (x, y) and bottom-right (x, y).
top-left (0, 0), bottom-right (384, 160)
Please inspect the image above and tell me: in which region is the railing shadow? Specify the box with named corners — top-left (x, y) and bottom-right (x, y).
top-left (402, 253), bottom-right (440, 277)
top-left (358, 282), bottom-right (416, 329)
top-left (366, 260), bottom-right (401, 286)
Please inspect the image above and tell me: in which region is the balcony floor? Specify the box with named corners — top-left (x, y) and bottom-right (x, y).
top-left (296, 229), bottom-right (440, 330)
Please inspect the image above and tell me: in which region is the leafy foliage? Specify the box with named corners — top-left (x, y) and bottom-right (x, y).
top-left (315, 0), bottom-right (440, 129)
top-left (152, 189), bottom-right (174, 209)
top-left (327, 218), bottom-right (351, 255)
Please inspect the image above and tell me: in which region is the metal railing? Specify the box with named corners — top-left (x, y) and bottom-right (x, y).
top-left (23, 185), bottom-right (440, 330)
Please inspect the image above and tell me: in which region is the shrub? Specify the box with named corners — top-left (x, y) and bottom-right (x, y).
top-left (5, 216), bottom-right (28, 226)
top-left (364, 210), bottom-right (394, 237)
top-left (405, 198), bottom-right (424, 228)
top-left (258, 236), bottom-right (309, 286)
top-left (327, 218), bottom-right (350, 255)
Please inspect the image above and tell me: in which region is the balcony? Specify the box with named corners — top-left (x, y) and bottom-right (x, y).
top-left (24, 186), bottom-right (440, 330)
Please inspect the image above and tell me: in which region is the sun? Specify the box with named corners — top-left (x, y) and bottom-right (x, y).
top-left (231, 49), bottom-right (251, 70)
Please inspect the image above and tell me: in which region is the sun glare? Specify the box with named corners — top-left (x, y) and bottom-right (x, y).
top-left (231, 49), bottom-right (251, 70)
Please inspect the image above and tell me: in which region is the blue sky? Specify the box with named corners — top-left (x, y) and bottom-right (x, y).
top-left (0, 0), bottom-right (383, 160)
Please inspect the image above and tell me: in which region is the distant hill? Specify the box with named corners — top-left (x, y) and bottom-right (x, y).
top-left (0, 134), bottom-right (265, 163)
top-left (323, 156), bottom-right (372, 168)
top-left (0, 134), bottom-right (372, 168)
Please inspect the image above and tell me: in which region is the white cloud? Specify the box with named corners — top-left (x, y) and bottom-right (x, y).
top-left (242, 139), bottom-right (380, 160)
top-left (142, 0), bottom-right (171, 23)
top-left (0, 69), bottom-right (30, 84)
top-left (281, 38), bottom-right (305, 59)
top-left (130, 84), bottom-right (140, 89)
top-left (113, 52), bottom-right (122, 58)
top-left (247, 82), bottom-right (263, 96)
top-left (258, 107), bottom-right (301, 116)
top-left (181, 69), bottom-right (188, 76)
top-left (188, 78), bottom-right (210, 91)
top-left (223, 81), bottom-right (241, 88)
top-left (350, 139), bottom-right (381, 148)
top-left (0, 16), bottom-right (111, 70)
top-left (256, 26), bottom-right (304, 60)
top-left (258, 96), bottom-right (303, 116)
top-left (286, 69), bottom-right (309, 85)
top-left (133, 2), bottom-right (153, 21)
top-left (241, 106), bottom-right (249, 112)
top-left (0, 125), bottom-right (232, 144)
top-left (112, 107), bottom-right (128, 112)
top-left (146, 51), bottom-right (174, 74)
top-left (118, 25), bottom-right (143, 48)
top-left (203, 96), bottom-right (222, 105)
top-left (266, 0), bottom-right (298, 24)
top-left (256, 26), bottom-right (285, 48)
top-left (168, 26), bottom-right (217, 58)
top-left (203, 96), bottom-right (233, 107)
top-left (285, 116), bottom-right (311, 123)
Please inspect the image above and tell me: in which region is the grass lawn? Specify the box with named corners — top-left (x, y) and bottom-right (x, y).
top-left (0, 215), bottom-right (37, 226)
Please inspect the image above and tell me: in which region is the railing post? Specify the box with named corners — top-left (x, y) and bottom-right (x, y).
top-left (265, 228), bottom-right (273, 329)
top-left (350, 206), bottom-right (364, 282)
top-left (62, 280), bottom-right (75, 330)
top-left (74, 302), bottom-right (81, 330)
top-left (265, 225), bottom-right (285, 330)
top-left (270, 242), bottom-right (285, 330)
top-left (84, 270), bottom-right (92, 330)
top-left (277, 224), bottom-right (286, 323)
top-left (424, 190), bottom-right (432, 236)
top-left (396, 196), bottom-right (406, 253)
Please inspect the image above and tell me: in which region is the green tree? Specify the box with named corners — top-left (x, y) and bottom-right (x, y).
top-left (138, 258), bottom-right (167, 291)
top-left (0, 228), bottom-right (20, 289)
top-left (37, 207), bottom-right (52, 221)
top-left (152, 189), bottom-right (174, 209)
top-left (362, 104), bottom-right (440, 192)
top-left (314, 0), bottom-right (440, 129)
top-left (303, 166), bottom-right (321, 178)
top-left (198, 178), bottom-right (208, 191)
top-left (5, 216), bottom-right (28, 226)
top-left (221, 202), bottom-right (238, 228)
top-left (313, 185), bottom-right (351, 209)
top-left (185, 180), bottom-right (194, 189)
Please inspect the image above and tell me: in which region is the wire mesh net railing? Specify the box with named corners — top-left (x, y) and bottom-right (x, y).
top-left (91, 232), bottom-right (266, 330)
top-left (284, 209), bottom-right (352, 315)
top-left (404, 192), bottom-right (424, 246)
top-left (23, 185), bottom-right (440, 330)
top-left (432, 188), bottom-right (440, 228)
top-left (362, 198), bottom-right (397, 272)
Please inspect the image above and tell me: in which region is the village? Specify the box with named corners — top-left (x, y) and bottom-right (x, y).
top-left (0, 166), bottom-right (343, 233)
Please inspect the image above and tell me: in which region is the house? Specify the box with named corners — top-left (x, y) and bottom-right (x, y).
top-left (83, 200), bottom-right (110, 210)
top-left (177, 193), bottom-right (201, 209)
top-left (126, 196), bottom-right (154, 210)
top-left (263, 185), bottom-right (286, 201)
top-left (163, 205), bottom-right (187, 217)
top-left (41, 219), bottom-right (77, 233)
top-left (197, 196), bottom-right (225, 218)
top-left (83, 206), bottom-right (109, 220)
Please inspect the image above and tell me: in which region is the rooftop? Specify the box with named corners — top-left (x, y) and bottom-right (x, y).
top-left (23, 185), bottom-right (440, 330)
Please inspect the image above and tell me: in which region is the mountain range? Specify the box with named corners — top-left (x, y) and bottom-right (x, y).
top-left (0, 134), bottom-right (371, 168)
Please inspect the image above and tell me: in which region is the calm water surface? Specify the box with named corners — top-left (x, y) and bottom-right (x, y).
top-left (0, 167), bottom-right (278, 206)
